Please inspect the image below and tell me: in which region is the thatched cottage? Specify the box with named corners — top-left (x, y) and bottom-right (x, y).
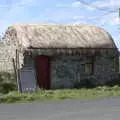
top-left (0, 24), bottom-right (119, 92)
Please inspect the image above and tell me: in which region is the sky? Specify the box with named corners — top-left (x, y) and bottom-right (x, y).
top-left (0, 0), bottom-right (120, 51)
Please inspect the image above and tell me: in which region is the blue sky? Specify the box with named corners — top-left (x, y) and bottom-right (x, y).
top-left (0, 0), bottom-right (120, 50)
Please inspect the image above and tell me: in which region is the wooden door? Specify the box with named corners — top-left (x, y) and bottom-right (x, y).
top-left (35, 55), bottom-right (50, 89)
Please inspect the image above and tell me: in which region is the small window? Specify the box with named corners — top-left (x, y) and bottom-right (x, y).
top-left (82, 63), bottom-right (93, 74)
top-left (85, 63), bottom-right (93, 74)
top-left (81, 56), bottom-right (94, 74)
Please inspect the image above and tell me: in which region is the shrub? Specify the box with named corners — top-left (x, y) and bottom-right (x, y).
top-left (0, 72), bottom-right (17, 94)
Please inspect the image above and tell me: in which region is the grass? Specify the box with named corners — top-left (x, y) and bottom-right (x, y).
top-left (1, 86), bottom-right (120, 104)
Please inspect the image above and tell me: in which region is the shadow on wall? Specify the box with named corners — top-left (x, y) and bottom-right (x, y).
top-left (74, 78), bottom-right (96, 89)
top-left (104, 75), bottom-right (120, 87)
top-left (73, 74), bottom-right (120, 89)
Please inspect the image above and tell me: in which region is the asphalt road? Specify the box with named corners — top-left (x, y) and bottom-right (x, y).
top-left (0, 97), bottom-right (120, 120)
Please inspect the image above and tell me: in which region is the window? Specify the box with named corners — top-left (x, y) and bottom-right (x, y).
top-left (85, 63), bottom-right (93, 74)
top-left (81, 56), bottom-right (94, 74)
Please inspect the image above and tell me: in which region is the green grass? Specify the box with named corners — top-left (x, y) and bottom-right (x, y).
top-left (1, 86), bottom-right (120, 104)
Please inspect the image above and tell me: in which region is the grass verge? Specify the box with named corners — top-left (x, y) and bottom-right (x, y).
top-left (1, 86), bottom-right (120, 104)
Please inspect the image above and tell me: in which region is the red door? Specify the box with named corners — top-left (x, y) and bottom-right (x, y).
top-left (35, 55), bottom-right (50, 89)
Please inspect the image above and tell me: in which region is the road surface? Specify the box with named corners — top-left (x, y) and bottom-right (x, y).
top-left (0, 97), bottom-right (120, 120)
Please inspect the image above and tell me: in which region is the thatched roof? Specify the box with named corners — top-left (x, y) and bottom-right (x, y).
top-left (4, 23), bottom-right (116, 49)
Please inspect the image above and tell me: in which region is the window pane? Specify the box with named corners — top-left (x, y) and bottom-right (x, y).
top-left (85, 63), bottom-right (92, 74)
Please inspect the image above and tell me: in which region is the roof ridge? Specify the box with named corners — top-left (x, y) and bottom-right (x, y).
top-left (11, 23), bottom-right (99, 28)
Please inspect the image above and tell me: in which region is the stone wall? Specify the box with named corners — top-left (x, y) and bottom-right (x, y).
top-left (51, 55), bottom-right (82, 88)
top-left (22, 48), bottom-right (119, 89)
top-left (94, 51), bottom-right (119, 85)
top-left (50, 49), bottom-right (119, 88)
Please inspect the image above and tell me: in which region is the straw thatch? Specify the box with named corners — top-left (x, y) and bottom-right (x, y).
top-left (4, 23), bottom-right (116, 49)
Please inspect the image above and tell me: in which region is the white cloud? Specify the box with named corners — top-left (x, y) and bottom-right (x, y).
top-left (97, 14), bottom-right (120, 27)
top-left (72, 1), bottom-right (81, 7)
top-left (72, 1), bottom-right (95, 11)
top-left (72, 16), bottom-right (87, 25)
top-left (56, 3), bottom-right (71, 7)
top-left (73, 20), bottom-right (86, 25)
top-left (73, 16), bottom-right (84, 20)
top-left (110, 17), bottom-right (120, 25)
top-left (92, 0), bottom-right (120, 9)
top-left (0, 0), bottom-right (34, 8)
top-left (86, 6), bottom-right (95, 11)
top-left (56, 1), bottom-right (82, 8)
top-left (72, 0), bottom-right (120, 11)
